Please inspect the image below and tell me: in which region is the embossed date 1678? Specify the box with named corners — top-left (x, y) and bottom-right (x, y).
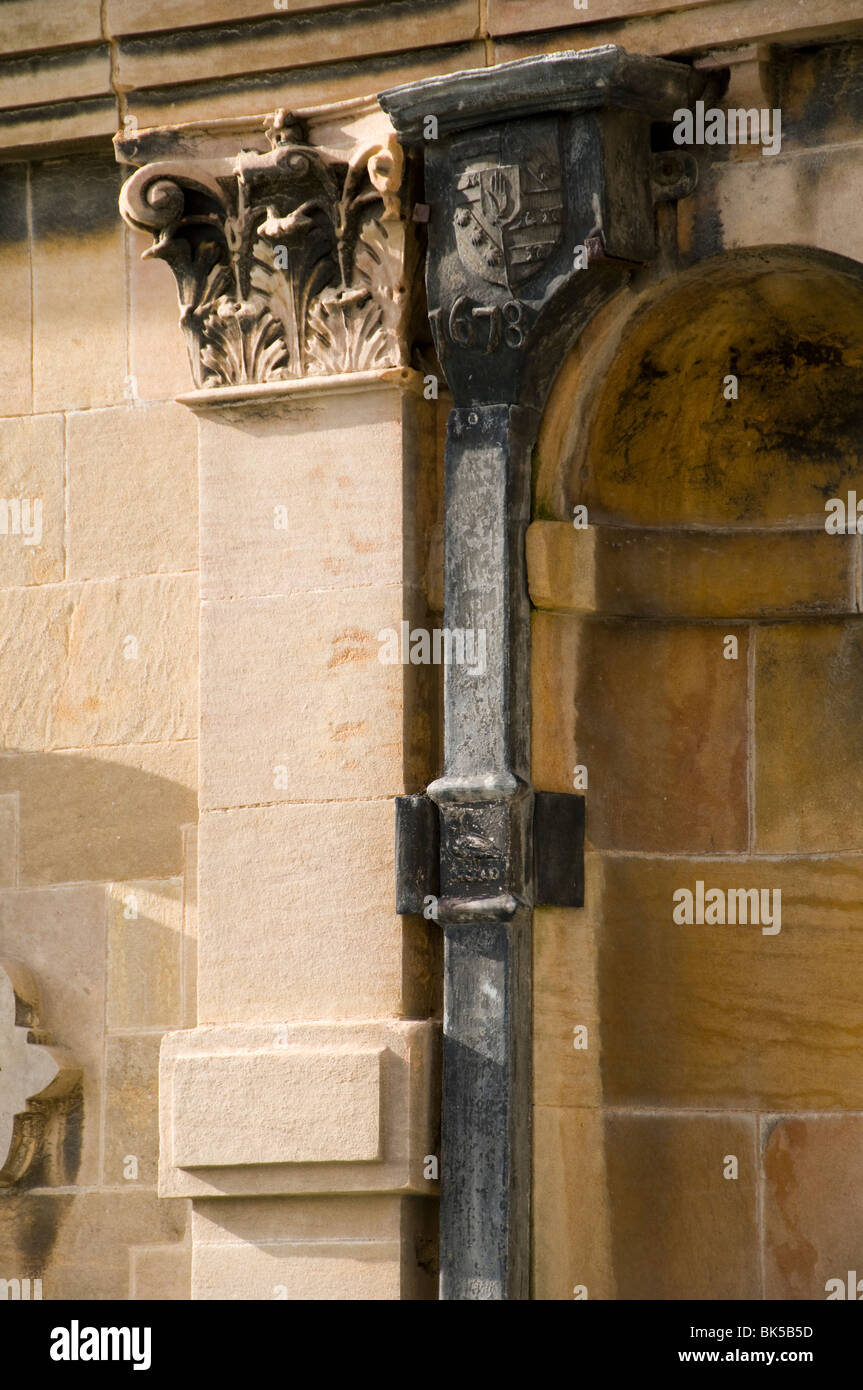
top-left (429, 296), bottom-right (526, 353)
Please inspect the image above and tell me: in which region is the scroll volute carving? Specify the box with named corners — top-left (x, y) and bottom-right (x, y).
top-left (0, 959), bottom-right (80, 1187)
top-left (119, 109), bottom-right (419, 389)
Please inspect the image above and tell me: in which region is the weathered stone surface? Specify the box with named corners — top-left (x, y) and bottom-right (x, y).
top-left (681, 142), bottom-right (863, 269)
top-left (106, 880), bottom-right (183, 1031)
top-left (0, 0), bottom-right (102, 56)
top-left (493, 0), bottom-right (863, 60)
top-left (126, 44), bottom-right (487, 132)
top-left (598, 856), bottom-right (863, 1109)
top-left (0, 44), bottom-right (111, 110)
top-left (0, 741), bottom-right (196, 887)
top-left (197, 382), bottom-right (430, 600)
top-left (0, 97), bottom-right (118, 156)
top-left (764, 1115), bottom-right (863, 1300)
top-left (533, 615), bottom-right (749, 851)
top-left (0, 1190), bottom-right (187, 1300)
top-left (115, 1), bottom-right (478, 90)
top-left (0, 415), bottom-right (64, 588)
top-left (119, 107), bottom-right (418, 392)
top-left (103, 1034), bottom-right (162, 1188)
top-left (755, 621), bottom-right (863, 853)
top-left (0, 165), bottom-right (31, 417)
top-left (572, 258), bottom-right (863, 528)
top-left (527, 521), bottom-right (857, 619)
top-left (197, 800), bottom-right (417, 1022)
top-left (31, 155), bottom-right (126, 413)
top-left (605, 1112), bottom-right (759, 1300)
top-left (67, 405), bottom-right (198, 580)
top-left (127, 227), bottom-right (193, 404)
top-left (200, 587), bottom-right (425, 809)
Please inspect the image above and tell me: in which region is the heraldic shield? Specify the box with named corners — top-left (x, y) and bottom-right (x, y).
top-left (453, 131), bottom-right (563, 293)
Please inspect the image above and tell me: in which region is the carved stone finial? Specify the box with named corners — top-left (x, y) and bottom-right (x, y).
top-left (118, 111), bottom-right (417, 389)
top-left (0, 959), bottom-right (79, 1187)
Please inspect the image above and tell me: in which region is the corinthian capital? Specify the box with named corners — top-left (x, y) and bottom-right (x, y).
top-left (117, 105), bottom-right (418, 390)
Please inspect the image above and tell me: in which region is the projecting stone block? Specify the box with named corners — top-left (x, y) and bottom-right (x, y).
top-left (159, 1019), bottom-right (439, 1199)
top-left (171, 1049), bottom-right (383, 1168)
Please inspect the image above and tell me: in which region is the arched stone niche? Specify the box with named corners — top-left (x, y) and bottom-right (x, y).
top-left (528, 243), bottom-right (863, 1301)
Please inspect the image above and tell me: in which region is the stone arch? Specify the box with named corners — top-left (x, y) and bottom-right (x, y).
top-left (535, 243), bottom-right (863, 522)
top-left (528, 241), bottom-right (863, 1299)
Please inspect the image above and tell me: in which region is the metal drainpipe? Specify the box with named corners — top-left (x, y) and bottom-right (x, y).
top-left (382, 45), bottom-right (708, 1301)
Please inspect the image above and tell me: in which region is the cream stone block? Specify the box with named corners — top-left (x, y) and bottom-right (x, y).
top-left (0, 584), bottom-right (77, 751)
top-left (107, 879), bottom-right (183, 1031)
top-left (200, 587), bottom-right (421, 809)
top-left (197, 383), bottom-right (430, 600)
top-left (681, 145), bottom-right (863, 268)
top-left (67, 404), bottom-right (198, 580)
top-left (108, 0), bottom-right (370, 34)
top-left (115, 1), bottom-right (478, 90)
top-left (172, 1050), bottom-right (382, 1167)
top-left (0, 0), bottom-right (102, 56)
top-left (31, 154), bottom-right (126, 413)
top-left (493, 0), bottom-right (860, 61)
top-left (0, 884), bottom-right (106, 1185)
top-left (126, 43), bottom-right (486, 130)
top-left (197, 800), bottom-right (409, 1023)
top-left (0, 740), bottom-right (196, 887)
top-left (0, 166), bottom-right (30, 418)
top-left (189, 1193), bottom-right (437, 1300)
top-left (50, 574), bottom-right (198, 748)
top-left (159, 1019), bottom-right (439, 1198)
top-left (194, 1242), bottom-right (403, 1301)
top-left (0, 414), bottom-right (64, 587)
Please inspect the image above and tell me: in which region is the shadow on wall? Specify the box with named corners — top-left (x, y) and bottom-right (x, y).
top-left (0, 750), bottom-right (196, 1295)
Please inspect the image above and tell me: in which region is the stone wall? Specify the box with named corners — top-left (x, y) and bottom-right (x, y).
top-left (0, 148), bottom-right (196, 1297)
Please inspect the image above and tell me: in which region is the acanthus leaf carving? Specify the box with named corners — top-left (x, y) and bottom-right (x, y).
top-left (119, 110), bottom-right (417, 389)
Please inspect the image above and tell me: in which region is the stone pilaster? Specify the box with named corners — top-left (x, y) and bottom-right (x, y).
top-left (117, 100), bottom-right (440, 1300)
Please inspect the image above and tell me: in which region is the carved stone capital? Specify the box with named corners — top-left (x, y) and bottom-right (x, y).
top-left (117, 106), bottom-right (420, 389)
top-left (381, 45), bottom-right (708, 408)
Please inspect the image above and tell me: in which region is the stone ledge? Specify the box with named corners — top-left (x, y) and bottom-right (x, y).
top-left (527, 520), bottom-right (858, 619)
top-left (176, 367), bottom-right (424, 412)
top-left (159, 1019), bottom-right (440, 1199)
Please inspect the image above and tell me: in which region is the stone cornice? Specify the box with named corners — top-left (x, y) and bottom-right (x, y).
top-left (116, 103), bottom-right (421, 390)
